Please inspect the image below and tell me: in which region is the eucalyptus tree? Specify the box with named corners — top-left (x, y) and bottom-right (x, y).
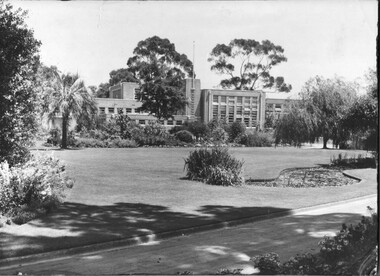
top-left (208, 39), bottom-right (292, 91)
top-left (126, 36), bottom-right (193, 120)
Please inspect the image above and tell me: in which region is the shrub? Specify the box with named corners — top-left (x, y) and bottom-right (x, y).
top-left (169, 125), bottom-right (186, 134)
top-left (250, 208), bottom-right (378, 275)
top-left (186, 121), bottom-right (210, 140)
top-left (0, 154), bottom-right (74, 221)
top-left (175, 130), bottom-right (194, 143)
top-left (228, 121), bottom-right (246, 142)
top-left (330, 153), bottom-right (376, 168)
top-left (184, 147), bottom-right (244, 186)
top-left (207, 118), bottom-right (229, 132)
top-left (47, 128), bottom-right (61, 146)
top-left (236, 131), bottom-right (273, 147)
top-left (109, 138), bottom-right (138, 148)
top-left (207, 127), bottom-right (229, 144)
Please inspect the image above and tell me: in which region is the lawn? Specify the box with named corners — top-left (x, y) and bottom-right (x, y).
top-left (0, 147), bottom-right (376, 260)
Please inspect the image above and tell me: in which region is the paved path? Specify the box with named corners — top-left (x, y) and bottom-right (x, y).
top-left (0, 195), bottom-right (376, 275)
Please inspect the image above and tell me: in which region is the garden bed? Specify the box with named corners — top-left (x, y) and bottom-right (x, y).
top-left (250, 167), bottom-right (360, 188)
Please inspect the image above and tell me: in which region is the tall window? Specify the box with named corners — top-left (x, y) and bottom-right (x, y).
top-left (108, 107), bottom-right (115, 113)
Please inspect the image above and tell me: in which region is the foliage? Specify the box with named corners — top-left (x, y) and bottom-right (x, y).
top-left (0, 1), bottom-right (41, 166)
top-left (250, 209), bottom-right (378, 275)
top-left (255, 168), bottom-right (358, 188)
top-left (40, 68), bottom-right (97, 148)
top-left (186, 121), bottom-right (210, 140)
top-left (228, 121), bottom-right (246, 142)
top-left (109, 68), bottom-right (138, 86)
top-left (330, 153), bottom-right (376, 169)
top-left (95, 82), bottom-right (110, 98)
top-left (47, 128), bottom-right (61, 146)
top-left (73, 137), bottom-right (137, 148)
top-left (169, 125), bottom-right (186, 134)
top-left (184, 147), bottom-right (244, 186)
top-left (236, 131), bottom-right (273, 147)
top-left (46, 128), bottom-right (76, 147)
top-left (0, 155), bottom-right (74, 222)
top-left (207, 118), bottom-right (229, 132)
top-left (275, 76), bottom-right (357, 148)
top-left (175, 130), bottom-right (193, 143)
top-left (208, 39), bottom-right (291, 91)
top-left (207, 127), bottom-right (229, 144)
top-left (251, 252), bottom-right (282, 274)
top-left (127, 36), bottom-right (193, 119)
top-left (274, 104), bottom-right (317, 147)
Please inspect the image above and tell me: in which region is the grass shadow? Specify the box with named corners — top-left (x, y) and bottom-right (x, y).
top-left (0, 202), bottom-right (290, 260)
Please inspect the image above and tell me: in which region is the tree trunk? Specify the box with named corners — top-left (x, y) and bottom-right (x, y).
top-left (61, 115), bottom-right (68, 149)
top-left (323, 136), bottom-right (328, 149)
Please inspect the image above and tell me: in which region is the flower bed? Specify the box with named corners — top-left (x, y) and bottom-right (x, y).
top-left (250, 167), bottom-right (359, 188)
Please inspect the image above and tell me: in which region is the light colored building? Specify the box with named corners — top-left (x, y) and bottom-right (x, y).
top-left (95, 79), bottom-right (294, 129)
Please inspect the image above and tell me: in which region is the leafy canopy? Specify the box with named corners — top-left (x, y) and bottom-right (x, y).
top-left (126, 36), bottom-right (193, 119)
top-left (275, 76), bottom-right (358, 148)
top-left (41, 67), bottom-right (97, 148)
top-left (0, 1), bottom-right (41, 165)
top-left (208, 39), bottom-right (291, 91)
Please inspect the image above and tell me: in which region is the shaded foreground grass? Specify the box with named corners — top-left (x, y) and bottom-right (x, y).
top-left (0, 147), bottom-right (376, 260)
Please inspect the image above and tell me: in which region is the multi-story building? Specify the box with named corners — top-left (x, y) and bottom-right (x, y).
top-left (95, 78), bottom-right (294, 129)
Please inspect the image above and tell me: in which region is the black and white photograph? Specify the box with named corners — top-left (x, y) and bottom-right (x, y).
top-left (0, 0), bottom-right (378, 275)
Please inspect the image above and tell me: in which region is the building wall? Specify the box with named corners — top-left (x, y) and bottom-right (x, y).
top-left (184, 79), bottom-right (202, 120)
top-left (201, 89), bottom-right (266, 129)
top-left (96, 79), bottom-right (293, 129)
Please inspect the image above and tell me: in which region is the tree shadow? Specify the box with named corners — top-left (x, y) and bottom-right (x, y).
top-left (0, 202), bottom-right (290, 260)
top-left (0, 211), bottom-right (374, 275)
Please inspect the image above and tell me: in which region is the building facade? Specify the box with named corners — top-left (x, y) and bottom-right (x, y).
top-left (95, 79), bottom-right (292, 129)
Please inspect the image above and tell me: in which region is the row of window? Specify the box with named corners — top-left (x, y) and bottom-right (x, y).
top-left (212, 95), bottom-right (258, 106)
top-left (99, 107), bottom-right (142, 114)
top-left (136, 119), bottom-right (183, 126)
top-left (212, 105), bottom-right (258, 125)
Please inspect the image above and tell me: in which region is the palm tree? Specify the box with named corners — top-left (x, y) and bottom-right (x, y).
top-left (43, 70), bottom-right (97, 148)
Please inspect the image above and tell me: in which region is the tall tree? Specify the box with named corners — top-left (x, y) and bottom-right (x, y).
top-left (342, 68), bottom-right (378, 151)
top-left (126, 36), bottom-right (193, 119)
top-left (208, 39), bottom-right (292, 91)
top-left (109, 68), bottom-right (138, 86)
top-left (275, 76), bottom-right (357, 148)
top-left (0, 1), bottom-right (41, 165)
top-left (42, 69), bottom-right (97, 148)
top-left (300, 76), bottom-right (357, 148)
top-left (95, 82), bottom-right (110, 98)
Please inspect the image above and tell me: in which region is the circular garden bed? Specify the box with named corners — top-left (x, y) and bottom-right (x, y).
top-left (251, 167), bottom-right (360, 188)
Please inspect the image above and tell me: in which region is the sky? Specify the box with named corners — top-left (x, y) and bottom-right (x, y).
top-left (13, 0), bottom-right (378, 96)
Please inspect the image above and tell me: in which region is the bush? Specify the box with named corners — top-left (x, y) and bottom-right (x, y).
top-left (73, 137), bottom-right (137, 148)
top-left (109, 138), bottom-right (138, 148)
top-left (235, 131), bottom-right (273, 147)
top-left (228, 121), bottom-right (246, 142)
top-left (175, 130), bottom-right (194, 143)
top-left (207, 127), bottom-right (229, 144)
top-left (186, 121), bottom-right (210, 140)
top-left (47, 128), bottom-right (61, 146)
top-left (184, 147), bottom-right (244, 186)
top-left (0, 154), bottom-right (74, 221)
top-left (330, 153), bottom-right (376, 168)
top-left (250, 208), bottom-right (378, 275)
top-left (169, 125), bottom-right (186, 134)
